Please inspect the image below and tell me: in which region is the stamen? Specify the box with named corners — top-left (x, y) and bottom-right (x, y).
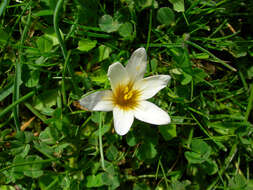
top-left (124, 87), bottom-right (129, 93)
top-left (124, 91), bottom-right (133, 100)
top-left (112, 82), bottom-right (141, 110)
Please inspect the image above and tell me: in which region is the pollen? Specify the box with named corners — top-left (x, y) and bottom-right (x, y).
top-left (112, 82), bottom-right (141, 110)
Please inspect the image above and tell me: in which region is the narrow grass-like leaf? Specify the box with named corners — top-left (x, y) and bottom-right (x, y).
top-left (245, 85), bottom-right (253, 121)
top-left (0, 0), bottom-right (8, 16)
top-left (186, 40), bottom-right (237, 71)
top-left (0, 91), bottom-right (35, 119)
top-left (53, 0), bottom-right (67, 59)
top-left (12, 6), bottom-right (32, 130)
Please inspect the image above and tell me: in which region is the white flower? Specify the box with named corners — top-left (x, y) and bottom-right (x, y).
top-left (79, 48), bottom-right (171, 136)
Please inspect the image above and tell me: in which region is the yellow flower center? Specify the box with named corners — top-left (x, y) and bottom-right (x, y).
top-left (112, 82), bottom-right (141, 110)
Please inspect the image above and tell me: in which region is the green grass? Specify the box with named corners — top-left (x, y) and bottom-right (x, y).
top-left (0, 0), bottom-right (253, 189)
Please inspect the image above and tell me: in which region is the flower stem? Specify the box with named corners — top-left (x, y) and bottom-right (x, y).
top-left (99, 112), bottom-right (105, 170)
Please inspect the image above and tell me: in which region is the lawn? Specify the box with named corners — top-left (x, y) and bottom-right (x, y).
top-left (0, 0), bottom-right (253, 189)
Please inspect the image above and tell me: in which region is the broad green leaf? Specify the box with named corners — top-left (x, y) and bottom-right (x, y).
top-left (169, 0), bottom-right (185, 12)
top-left (137, 142), bottom-right (157, 161)
top-left (192, 68), bottom-right (208, 84)
top-left (11, 155), bottom-right (26, 180)
top-left (39, 174), bottom-right (60, 190)
top-left (34, 89), bottom-right (58, 112)
top-left (97, 45), bottom-right (112, 62)
top-left (200, 159), bottom-right (218, 175)
top-left (99, 15), bottom-right (120, 33)
top-left (135, 0), bottom-right (153, 10)
top-left (33, 141), bottom-right (55, 158)
top-left (181, 72), bottom-right (192, 85)
top-left (228, 174), bottom-right (248, 190)
top-left (44, 27), bottom-right (63, 46)
top-left (39, 126), bottom-right (59, 145)
top-left (150, 58), bottom-right (158, 73)
top-left (0, 29), bottom-right (8, 44)
top-left (77, 39), bottom-right (97, 52)
top-left (159, 124), bottom-right (177, 141)
top-left (171, 180), bottom-right (191, 190)
top-left (36, 36), bottom-right (53, 53)
top-left (101, 172), bottom-right (120, 189)
top-left (185, 151), bottom-right (205, 164)
top-left (90, 69), bottom-right (107, 84)
top-left (191, 139), bottom-right (211, 157)
top-left (0, 186), bottom-right (16, 190)
top-left (24, 155), bottom-right (44, 178)
top-left (185, 139), bottom-right (212, 164)
top-left (126, 131), bottom-right (138, 146)
top-left (133, 183), bottom-right (151, 190)
top-left (24, 70), bottom-right (40, 88)
top-left (171, 47), bottom-right (192, 73)
top-left (93, 123), bottom-right (111, 136)
top-left (86, 173), bottom-right (104, 188)
top-left (247, 66), bottom-right (253, 79)
top-left (106, 145), bottom-right (118, 161)
top-left (157, 7), bottom-right (175, 25)
top-left (118, 22), bottom-right (133, 38)
top-left (40, 0), bottom-right (57, 9)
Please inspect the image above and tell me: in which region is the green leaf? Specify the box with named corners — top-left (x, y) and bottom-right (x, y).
top-left (77, 39), bottom-right (97, 52)
top-left (36, 36), bottom-right (53, 53)
top-left (169, 0), bottom-right (185, 12)
top-left (185, 139), bottom-right (212, 164)
top-left (118, 22), bottom-right (133, 38)
top-left (191, 139), bottom-right (211, 157)
top-left (200, 159), bottom-right (218, 175)
top-left (159, 124), bottom-right (177, 141)
top-left (184, 151), bottom-right (205, 164)
top-left (150, 58), bottom-right (158, 73)
top-left (135, 0), bottom-right (153, 10)
top-left (39, 126), bottom-right (59, 145)
top-left (23, 155), bottom-right (44, 178)
top-left (39, 173), bottom-right (60, 190)
top-left (0, 28), bottom-right (8, 45)
top-left (106, 145), bottom-right (118, 161)
top-left (0, 186), bottom-right (16, 190)
top-left (133, 183), bottom-right (151, 190)
top-left (24, 70), bottom-right (40, 88)
top-left (34, 89), bottom-right (58, 113)
top-left (137, 142), bottom-right (157, 161)
top-left (11, 155), bottom-right (26, 180)
top-left (101, 172), bottom-right (120, 189)
top-left (157, 7), bottom-right (175, 25)
top-left (171, 180), bottom-right (191, 190)
top-left (97, 45), bottom-right (112, 62)
top-left (228, 174), bottom-right (248, 190)
top-left (99, 14), bottom-right (120, 33)
top-left (192, 68), bottom-right (208, 84)
top-left (44, 27), bottom-right (62, 46)
top-left (181, 72), bottom-right (192, 85)
top-left (86, 173), bottom-right (104, 188)
top-left (247, 66), bottom-right (253, 79)
top-left (126, 131), bottom-right (138, 146)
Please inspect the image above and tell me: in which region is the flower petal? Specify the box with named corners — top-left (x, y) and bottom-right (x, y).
top-left (134, 101), bottom-right (170, 125)
top-left (107, 62), bottom-right (129, 91)
top-left (79, 90), bottom-right (113, 111)
top-left (126, 48), bottom-right (147, 81)
top-left (113, 107), bottom-right (134, 136)
top-left (135, 75), bottom-right (171, 100)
